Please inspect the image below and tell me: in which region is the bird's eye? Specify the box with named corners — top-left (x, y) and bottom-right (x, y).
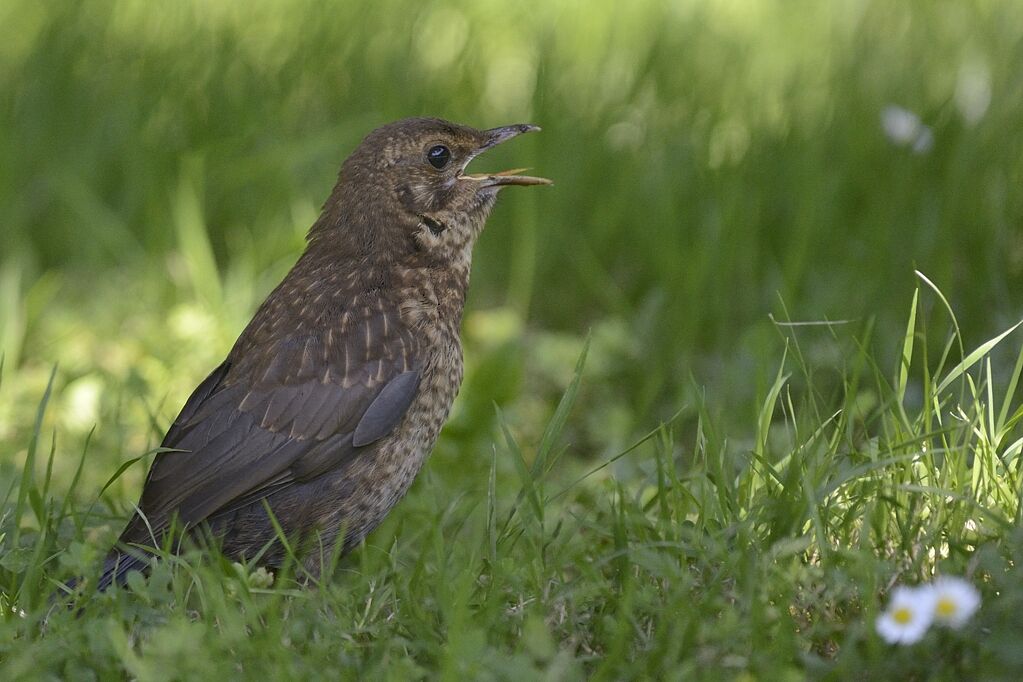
top-left (427, 145), bottom-right (451, 169)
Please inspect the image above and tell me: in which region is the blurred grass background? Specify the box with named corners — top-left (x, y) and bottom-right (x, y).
top-left (1, 0), bottom-right (1023, 676)
top-left (2, 0), bottom-right (1022, 496)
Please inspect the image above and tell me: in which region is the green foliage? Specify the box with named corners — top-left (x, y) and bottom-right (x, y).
top-left (1, 0), bottom-right (1022, 678)
top-left (4, 0), bottom-right (1023, 393)
top-left (1, 288), bottom-right (1022, 678)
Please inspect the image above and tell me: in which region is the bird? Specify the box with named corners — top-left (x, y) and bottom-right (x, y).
top-left (90, 117), bottom-right (550, 591)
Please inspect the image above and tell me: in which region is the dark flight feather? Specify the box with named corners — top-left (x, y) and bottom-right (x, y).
top-left (353, 370), bottom-right (422, 446)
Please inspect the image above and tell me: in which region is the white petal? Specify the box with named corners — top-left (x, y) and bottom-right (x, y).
top-left (881, 106), bottom-right (922, 145)
top-left (929, 576), bottom-right (981, 628)
top-left (876, 611), bottom-right (930, 645)
top-left (875, 585), bottom-right (937, 645)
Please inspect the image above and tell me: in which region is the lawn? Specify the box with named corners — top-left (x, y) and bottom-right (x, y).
top-left (2, 0), bottom-right (1023, 679)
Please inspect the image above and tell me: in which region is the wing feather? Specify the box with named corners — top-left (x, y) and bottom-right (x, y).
top-left (117, 302), bottom-right (422, 549)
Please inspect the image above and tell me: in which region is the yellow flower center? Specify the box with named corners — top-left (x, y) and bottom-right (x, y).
top-left (936, 597), bottom-right (957, 618)
top-left (892, 607), bottom-right (914, 624)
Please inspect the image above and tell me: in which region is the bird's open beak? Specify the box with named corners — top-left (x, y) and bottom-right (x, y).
top-left (460, 124), bottom-right (552, 188)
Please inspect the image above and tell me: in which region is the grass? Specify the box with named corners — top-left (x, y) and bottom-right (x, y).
top-left (1, 281), bottom-right (1022, 679)
top-left (2, 0), bottom-right (1023, 678)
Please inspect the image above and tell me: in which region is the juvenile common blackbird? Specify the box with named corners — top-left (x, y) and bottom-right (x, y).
top-left (95, 118), bottom-right (550, 590)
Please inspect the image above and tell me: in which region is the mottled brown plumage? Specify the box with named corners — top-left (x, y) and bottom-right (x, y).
top-left (96, 118), bottom-right (549, 589)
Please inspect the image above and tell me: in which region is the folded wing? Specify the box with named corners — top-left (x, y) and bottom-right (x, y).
top-left (116, 305), bottom-right (421, 549)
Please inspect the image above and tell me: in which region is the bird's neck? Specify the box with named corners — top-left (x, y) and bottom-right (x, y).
top-left (293, 236), bottom-right (473, 323)
top-left (398, 245), bottom-right (474, 329)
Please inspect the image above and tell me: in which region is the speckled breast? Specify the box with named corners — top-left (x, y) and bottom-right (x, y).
top-left (323, 266), bottom-right (468, 549)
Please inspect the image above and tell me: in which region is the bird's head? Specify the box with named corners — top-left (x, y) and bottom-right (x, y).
top-left (311, 117), bottom-right (550, 263)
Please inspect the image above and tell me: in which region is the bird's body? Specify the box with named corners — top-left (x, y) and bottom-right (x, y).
top-left (94, 118), bottom-right (549, 589)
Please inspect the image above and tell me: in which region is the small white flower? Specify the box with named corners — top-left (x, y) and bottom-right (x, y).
top-left (911, 127), bottom-right (934, 155)
top-left (881, 106), bottom-right (922, 145)
top-left (880, 105), bottom-right (934, 155)
top-left (927, 577), bottom-right (981, 629)
top-left (876, 586), bottom-right (935, 645)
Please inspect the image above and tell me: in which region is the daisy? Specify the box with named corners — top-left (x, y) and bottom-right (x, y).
top-left (927, 577), bottom-right (981, 629)
top-left (876, 586), bottom-right (935, 645)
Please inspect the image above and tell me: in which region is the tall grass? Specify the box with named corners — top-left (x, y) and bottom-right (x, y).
top-left (0, 282), bottom-right (1021, 677)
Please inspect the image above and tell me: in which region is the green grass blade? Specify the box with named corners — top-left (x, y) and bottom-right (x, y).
top-left (533, 333), bottom-right (590, 478)
top-left (935, 319), bottom-right (1022, 394)
top-left (13, 366), bottom-right (57, 545)
top-left (498, 410), bottom-right (543, 527)
top-left (896, 287), bottom-right (918, 410)
top-left (997, 338), bottom-right (1023, 434)
top-left (757, 350), bottom-right (790, 457)
top-left (915, 270), bottom-right (965, 367)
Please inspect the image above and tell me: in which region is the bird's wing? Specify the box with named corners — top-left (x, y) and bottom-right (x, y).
top-left (118, 305), bottom-right (421, 546)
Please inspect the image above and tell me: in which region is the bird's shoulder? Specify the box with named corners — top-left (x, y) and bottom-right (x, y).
top-left (201, 271), bottom-right (421, 439)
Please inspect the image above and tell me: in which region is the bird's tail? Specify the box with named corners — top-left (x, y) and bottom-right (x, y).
top-left (54, 550), bottom-right (151, 600)
top-left (95, 550), bottom-right (150, 591)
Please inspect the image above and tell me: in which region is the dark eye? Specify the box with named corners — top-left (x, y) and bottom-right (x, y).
top-left (427, 145), bottom-right (451, 169)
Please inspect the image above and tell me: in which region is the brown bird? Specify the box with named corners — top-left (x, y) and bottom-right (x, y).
top-left (94, 117), bottom-right (550, 590)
